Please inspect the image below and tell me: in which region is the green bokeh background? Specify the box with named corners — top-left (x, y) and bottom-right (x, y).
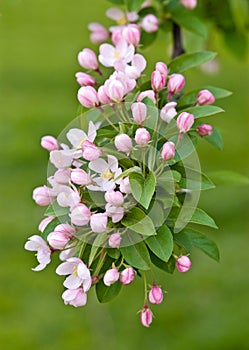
top-left (0, 1), bottom-right (248, 349)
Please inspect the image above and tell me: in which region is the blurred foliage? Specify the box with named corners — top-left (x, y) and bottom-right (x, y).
top-left (0, 0), bottom-right (249, 349)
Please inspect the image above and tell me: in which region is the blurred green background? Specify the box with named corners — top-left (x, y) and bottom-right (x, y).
top-left (0, 0), bottom-right (248, 349)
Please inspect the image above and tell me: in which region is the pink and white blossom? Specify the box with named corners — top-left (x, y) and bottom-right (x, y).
top-left (115, 54), bottom-right (147, 80)
top-left (99, 39), bottom-right (135, 68)
top-left (141, 14), bottom-right (159, 33)
top-left (38, 216), bottom-right (55, 233)
top-left (160, 102), bottom-right (177, 123)
top-left (88, 155), bottom-right (122, 192)
top-left (62, 287), bottom-right (87, 307)
top-left (122, 24), bottom-right (140, 46)
top-left (82, 140), bottom-right (102, 161)
top-left (108, 233), bottom-right (122, 248)
top-left (47, 231), bottom-right (71, 250)
top-left (176, 255), bottom-right (192, 272)
top-left (98, 85), bottom-right (112, 105)
top-left (137, 90), bottom-right (156, 104)
top-left (25, 235), bottom-right (51, 271)
top-left (54, 169), bottom-right (71, 184)
top-left (148, 284), bottom-right (163, 304)
top-left (197, 123), bottom-right (213, 137)
top-left (197, 89), bottom-right (215, 106)
top-left (135, 128), bottom-right (151, 146)
top-left (177, 112), bottom-right (194, 133)
top-left (119, 177), bottom-right (132, 194)
top-left (41, 136), bottom-right (59, 151)
top-left (88, 22), bottom-right (109, 44)
top-left (105, 190), bottom-right (124, 207)
top-left (180, 0), bottom-right (197, 10)
top-left (103, 268), bottom-right (119, 286)
top-left (168, 73), bottom-right (185, 97)
top-left (114, 134), bottom-right (133, 153)
top-left (59, 243), bottom-right (76, 261)
top-left (56, 257), bottom-right (92, 291)
top-left (131, 102), bottom-right (147, 125)
top-left (70, 204), bottom-right (91, 226)
top-left (151, 70), bottom-right (166, 91)
top-left (75, 72), bottom-right (95, 87)
top-left (161, 141), bottom-right (175, 161)
top-left (140, 305), bottom-right (153, 327)
top-left (90, 213), bottom-right (108, 233)
top-left (50, 149), bottom-right (74, 169)
top-left (32, 186), bottom-right (55, 206)
top-left (105, 203), bottom-right (124, 223)
top-left (120, 267), bottom-right (135, 285)
top-left (156, 62), bottom-right (168, 78)
top-left (77, 86), bottom-right (99, 108)
top-left (71, 168), bottom-right (92, 186)
top-left (78, 48), bottom-right (99, 70)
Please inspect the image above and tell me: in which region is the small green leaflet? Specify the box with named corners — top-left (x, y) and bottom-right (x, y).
top-left (129, 171), bottom-right (156, 209)
top-left (146, 225), bottom-right (173, 262)
top-left (120, 241), bottom-right (151, 270)
top-left (190, 208), bottom-right (218, 229)
top-left (186, 105), bottom-right (224, 119)
top-left (96, 280), bottom-right (122, 303)
top-left (205, 128), bottom-right (224, 150)
top-left (149, 252), bottom-right (176, 274)
top-left (45, 201), bottom-right (69, 217)
top-left (169, 51), bottom-right (217, 73)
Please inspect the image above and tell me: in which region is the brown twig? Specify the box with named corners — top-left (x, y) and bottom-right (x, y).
top-left (172, 22), bottom-right (185, 59)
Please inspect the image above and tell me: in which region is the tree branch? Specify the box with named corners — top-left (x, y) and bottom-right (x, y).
top-left (172, 22), bottom-right (185, 59)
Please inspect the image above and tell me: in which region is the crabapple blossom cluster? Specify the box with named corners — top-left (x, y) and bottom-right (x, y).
top-left (26, 0), bottom-right (226, 328)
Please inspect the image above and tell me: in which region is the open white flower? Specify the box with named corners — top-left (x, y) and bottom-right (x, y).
top-left (99, 39), bottom-right (135, 68)
top-left (87, 155), bottom-right (122, 192)
top-left (25, 235), bottom-right (51, 271)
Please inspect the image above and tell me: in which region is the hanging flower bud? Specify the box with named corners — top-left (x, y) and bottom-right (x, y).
top-left (41, 136), bottom-right (59, 151)
top-left (135, 128), bottom-right (151, 146)
top-left (161, 141), bottom-right (175, 161)
top-left (103, 268), bottom-right (119, 286)
top-left (62, 287), bottom-right (87, 307)
top-left (180, 0), bottom-right (197, 10)
top-left (141, 14), bottom-right (159, 33)
top-left (148, 284), bottom-right (163, 304)
top-left (71, 168), bottom-right (92, 186)
top-left (160, 102), bottom-right (177, 123)
top-left (176, 112), bottom-right (194, 133)
top-left (176, 255), bottom-right (192, 272)
top-left (151, 70), bottom-right (166, 91)
top-left (75, 72), bottom-right (95, 87)
top-left (108, 233), bottom-right (122, 248)
top-left (140, 305), bottom-right (153, 327)
top-left (120, 267), bottom-right (135, 285)
top-left (197, 124), bottom-right (213, 137)
top-left (114, 134), bottom-right (133, 153)
top-left (77, 86), bottom-right (99, 108)
top-left (90, 213), bottom-right (108, 233)
top-left (168, 74), bottom-right (185, 97)
top-left (131, 102), bottom-right (147, 125)
top-left (197, 89), bottom-right (215, 105)
top-left (78, 48), bottom-right (99, 70)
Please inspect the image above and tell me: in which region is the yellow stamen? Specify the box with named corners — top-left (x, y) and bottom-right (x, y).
top-left (102, 170), bottom-right (113, 180)
top-left (113, 50), bottom-right (121, 59)
top-left (117, 16), bottom-right (127, 25)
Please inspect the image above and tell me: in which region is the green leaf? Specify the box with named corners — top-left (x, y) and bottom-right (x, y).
top-left (177, 86), bottom-right (232, 109)
top-left (45, 201), bottom-right (69, 217)
top-left (186, 105), bottom-right (224, 119)
top-left (178, 168), bottom-right (215, 191)
top-left (169, 51), bottom-right (217, 73)
top-left (148, 201), bottom-right (165, 227)
top-left (42, 218), bottom-right (60, 239)
top-left (114, 166), bottom-right (141, 181)
top-left (96, 126), bottom-right (118, 140)
top-left (89, 234), bottom-right (107, 267)
top-left (129, 171), bottom-right (156, 209)
top-left (107, 248), bottom-right (121, 260)
top-left (208, 171), bottom-right (249, 186)
top-left (120, 241), bottom-right (151, 270)
top-left (138, 6), bottom-right (157, 17)
top-left (121, 207), bottom-right (156, 236)
top-left (205, 128), bottom-right (224, 150)
top-left (96, 280), bottom-right (122, 303)
top-left (190, 208), bottom-right (218, 229)
top-left (150, 252), bottom-right (176, 274)
top-left (140, 30), bottom-right (158, 48)
top-left (175, 228), bottom-right (220, 262)
top-left (124, 0), bottom-right (144, 12)
top-left (146, 225), bottom-right (173, 261)
top-left (168, 3), bottom-right (207, 37)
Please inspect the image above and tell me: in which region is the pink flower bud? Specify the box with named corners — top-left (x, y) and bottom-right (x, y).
top-left (114, 134), bottom-right (133, 153)
top-left (197, 89), bottom-right (215, 106)
top-left (151, 70), bottom-right (166, 91)
top-left (106, 79), bottom-right (125, 102)
top-left (137, 90), bottom-right (156, 104)
top-left (32, 186), bottom-right (54, 206)
top-left (111, 27), bottom-right (123, 46)
top-left (180, 0), bottom-right (197, 10)
top-left (161, 141), bottom-right (175, 161)
top-left (78, 48), bottom-right (98, 70)
top-left (141, 14), bottom-right (159, 33)
top-left (140, 305), bottom-right (153, 327)
top-left (103, 268), bottom-right (119, 286)
top-left (70, 204), bottom-right (91, 226)
top-left (71, 168), bottom-right (92, 186)
top-left (176, 255), bottom-right (192, 272)
top-left (160, 102), bottom-right (177, 123)
top-left (82, 140), bottom-right (101, 161)
top-left (168, 74), bottom-right (185, 96)
top-left (148, 284), bottom-right (163, 304)
top-left (105, 204), bottom-right (124, 223)
top-left (197, 123), bottom-right (213, 137)
top-left (122, 24), bottom-right (141, 46)
top-left (54, 169), bottom-right (71, 184)
top-left (108, 233), bottom-right (122, 248)
top-left (131, 102), bottom-right (147, 125)
top-left (98, 86), bottom-right (111, 105)
top-left (105, 190), bottom-right (124, 206)
top-left (156, 62), bottom-right (168, 78)
top-left (47, 231), bottom-right (70, 250)
top-left (75, 72), bottom-right (95, 87)
top-left (135, 128), bottom-right (151, 146)
top-left (120, 267), bottom-right (135, 285)
top-left (62, 287), bottom-right (87, 307)
top-left (90, 213), bottom-right (108, 233)
top-left (77, 86), bottom-right (99, 109)
top-left (120, 177), bottom-right (132, 194)
top-left (177, 112), bottom-right (194, 133)
top-left (38, 216), bottom-right (55, 232)
top-left (88, 22), bottom-right (109, 44)
top-left (41, 136), bottom-right (59, 151)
